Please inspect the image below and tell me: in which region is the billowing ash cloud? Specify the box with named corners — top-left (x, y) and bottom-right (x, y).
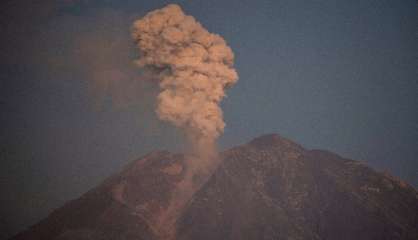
top-left (131, 5), bottom-right (238, 238)
top-left (131, 4), bottom-right (238, 155)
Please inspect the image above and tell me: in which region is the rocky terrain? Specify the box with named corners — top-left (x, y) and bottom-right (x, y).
top-left (11, 134), bottom-right (418, 240)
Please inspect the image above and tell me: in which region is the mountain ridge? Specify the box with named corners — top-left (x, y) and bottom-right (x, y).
top-left (11, 133), bottom-right (418, 240)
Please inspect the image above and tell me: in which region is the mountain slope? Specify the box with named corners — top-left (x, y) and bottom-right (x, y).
top-left (11, 134), bottom-right (418, 240)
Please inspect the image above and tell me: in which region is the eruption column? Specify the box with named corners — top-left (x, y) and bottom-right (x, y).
top-left (132, 4), bottom-right (238, 239)
top-left (132, 4), bottom-right (238, 156)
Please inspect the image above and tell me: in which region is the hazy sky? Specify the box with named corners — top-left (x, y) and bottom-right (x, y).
top-left (1, 0), bottom-right (417, 238)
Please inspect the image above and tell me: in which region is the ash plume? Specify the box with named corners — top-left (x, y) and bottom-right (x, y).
top-left (131, 4), bottom-right (238, 239)
top-left (131, 4), bottom-right (238, 157)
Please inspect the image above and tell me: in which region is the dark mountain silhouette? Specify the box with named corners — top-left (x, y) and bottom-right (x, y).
top-left (11, 134), bottom-right (418, 240)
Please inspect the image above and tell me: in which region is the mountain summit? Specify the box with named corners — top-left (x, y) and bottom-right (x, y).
top-left (11, 134), bottom-right (418, 240)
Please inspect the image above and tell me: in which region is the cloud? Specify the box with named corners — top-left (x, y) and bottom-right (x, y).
top-left (129, 4), bottom-right (239, 238)
top-left (132, 4), bottom-right (238, 152)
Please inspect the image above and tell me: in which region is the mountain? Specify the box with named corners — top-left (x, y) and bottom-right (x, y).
top-left (11, 134), bottom-right (418, 240)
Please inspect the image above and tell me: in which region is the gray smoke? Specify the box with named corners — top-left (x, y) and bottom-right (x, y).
top-left (131, 5), bottom-right (238, 239)
top-left (131, 4), bottom-right (238, 157)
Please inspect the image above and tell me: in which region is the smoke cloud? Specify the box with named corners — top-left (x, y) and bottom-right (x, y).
top-left (131, 4), bottom-right (238, 239)
top-left (131, 4), bottom-right (238, 156)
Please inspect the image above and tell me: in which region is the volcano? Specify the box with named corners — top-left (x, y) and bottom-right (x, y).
top-left (11, 134), bottom-right (418, 240)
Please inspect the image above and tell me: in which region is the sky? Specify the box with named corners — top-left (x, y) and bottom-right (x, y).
top-left (1, 0), bottom-right (417, 238)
